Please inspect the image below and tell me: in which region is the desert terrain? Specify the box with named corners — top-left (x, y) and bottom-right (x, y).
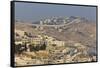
top-left (14, 16), bottom-right (97, 66)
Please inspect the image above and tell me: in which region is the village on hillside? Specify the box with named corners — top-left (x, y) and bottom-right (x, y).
top-left (14, 17), bottom-right (97, 66)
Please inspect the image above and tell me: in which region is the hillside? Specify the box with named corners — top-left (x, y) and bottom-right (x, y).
top-left (14, 16), bottom-right (97, 66)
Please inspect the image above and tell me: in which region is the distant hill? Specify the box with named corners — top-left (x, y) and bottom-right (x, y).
top-left (31, 16), bottom-right (91, 25)
top-left (15, 16), bottom-right (96, 54)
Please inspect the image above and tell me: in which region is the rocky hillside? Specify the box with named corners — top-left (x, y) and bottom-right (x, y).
top-left (15, 16), bottom-right (97, 66)
top-left (15, 16), bottom-right (96, 47)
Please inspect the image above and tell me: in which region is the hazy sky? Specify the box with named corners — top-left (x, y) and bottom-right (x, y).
top-left (15, 2), bottom-right (97, 22)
